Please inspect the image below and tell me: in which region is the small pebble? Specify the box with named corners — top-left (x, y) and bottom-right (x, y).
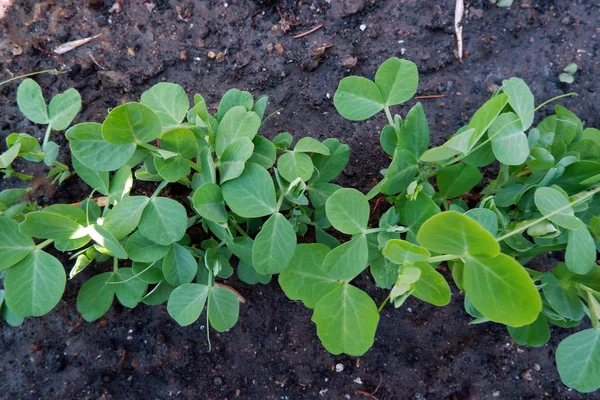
top-left (354, 377), bottom-right (363, 384)
top-left (359, 24), bottom-right (367, 31)
top-left (492, 390), bottom-right (501, 397)
top-left (335, 363), bottom-right (344, 372)
top-left (521, 369), bottom-right (533, 381)
top-left (207, 50), bottom-right (216, 59)
top-left (533, 363), bottom-right (541, 371)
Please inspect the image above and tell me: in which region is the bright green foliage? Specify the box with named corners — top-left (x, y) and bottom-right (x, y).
top-left (140, 82), bottom-right (189, 129)
top-left (252, 213), bottom-right (297, 274)
top-left (0, 217), bottom-right (35, 271)
top-left (167, 284), bottom-right (210, 326)
top-left (102, 103), bottom-right (161, 145)
top-left (534, 187), bottom-right (582, 230)
top-left (5, 249), bottom-right (66, 317)
top-left (312, 284), bottom-right (379, 356)
top-left (76, 272), bottom-right (115, 321)
top-left (507, 314), bottom-right (550, 347)
top-left (193, 183), bottom-right (228, 224)
top-left (437, 163), bottom-right (482, 199)
top-left (162, 243), bottom-right (197, 286)
top-left (325, 188), bottom-right (369, 235)
top-left (17, 79), bottom-right (49, 124)
top-left (67, 123), bottom-right (136, 171)
top-left (321, 235), bottom-right (368, 281)
top-left (221, 163), bottom-right (277, 218)
top-left (556, 329), bottom-right (600, 393)
top-left (138, 197), bottom-right (187, 245)
top-left (208, 287), bottom-right (240, 332)
top-left (333, 77), bottom-right (384, 121)
top-left (374, 58), bottom-right (418, 107)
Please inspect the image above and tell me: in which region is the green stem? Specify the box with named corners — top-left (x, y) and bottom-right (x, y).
top-left (151, 180), bottom-right (169, 198)
top-left (427, 254), bottom-right (462, 263)
top-left (0, 69), bottom-right (65, 87)
top-left (35, 239), bottom-right (54, 250)
top-left (496, 185), bottom-right (600, 243)
top-left (113, 256), bottom-right (119, 273)
top-left (378, 295), bottom-right (390, 312)
top-left (42, 124), bottom-right (52, 148)
top-left (441, 92), bottom-right (577, 168)
top-left (108, 261), bottom-right (157, 284)
top-left (384, 107), bottom-right (394, 126)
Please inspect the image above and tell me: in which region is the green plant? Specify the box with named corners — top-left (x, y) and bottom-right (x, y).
top-left (1, 77), bottom-right (81, 182)
top-left (322, 57), bottom-right (600, 393)
top-left (1, 58), bottom-right (599, 393)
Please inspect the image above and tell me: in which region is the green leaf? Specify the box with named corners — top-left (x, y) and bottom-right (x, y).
top-left (279, 244), bottom-right (342, 308)
top-left (237, 261), bottom-right (271, 285)
top-left (380, 125), bottom-right (398, 156)
top-left (489, 112), bottom-right (529, 165)
top-left (140, 82), bottom-right (189, 129)
top-left (87, 224), bottom-right (127, 259)
top-left (138, 196), bottom-right (187, 245)
top-left (192, 183), bottom-right (228, 224)
top-left (248, 136), bottom-right (276, 169)
top-left (17, 79), bottom-right (49, 124)
top-left (252, 95), bottom-right (269, 119)
top-left (162, 243), bottom-right (197, 286)
top-left (0, 142), bottom-right (21, 168)
top-left (420, 145), bottom-right (461, 163)
top-left (278, 152), bottom-right (314, 182)
top-left (370, 257), bottom-right (398, 289)
top-left (5, 249), bottom-right (66, 317)
top-left (333, 76), bottom-right (384, 121)
top-left (108, 165), bottom-right (133, 203)
top-left (221, 163), bottom-right (277, 218)
top-left (565, 225), bottom-right (596, 274)
top-left (216, 89), bottom-right (254, 120)
top-left (132, 261), bottom-right (164, 284)
top-left (125, 231), bottom-right (170, 262)
top-left (322, 235), bottom-right (368, 281)
top-left (1, 300), bottom-right (24, 326)
top-left (507, 313), bottom-right (550, 347)
top-left (374, 57), bottom-right (418, 106)
top-left (102, 103), bottom-right (162, 145)
top-left (215, 106), bottom-right (261, 157)
top-left (252, 213), bottom-right (297, 274)
top-left (218, 137), bottom-right (254, 183)
top-left (294, 137), bottom-right (330, 155)
top-left (556, 329), bottom-right (600, 393)
top-left (72, 156), bottom-right (110, 195)
top-left (397, 103), bottom-right (429, 157)
top-left (20, 210), bottom-right (88, 241)
top-left (208, 286), bottom-right (240, 332)
top-left (381, 148), bottom-right (418, 195)
top-left (67, 122), bottom-right (136, 171)
top-left (112, 268), bottom-right (148, 308)
top-left (273, 132), bottom-right (293, 150)
top-left (160, 127), bottom-right (199, 158)
top-left (534, 187), bottom-right (582, 230)
top-left (76, 272), bottom-right (115, 321)
top-left (310, 139), bottom-right (350, 184)
top-left (312, 284), bottom-right (379, 356)
top-left (383, 239), bottom-right (430, 264)
top-left (541, 273), bottom-right (585, 320)
top-left (0, 216), bottom-right (35, 271)
top-left (464, 208), bottom-right (498, 236)
top-left (48, 88), bottom-right (82, 130)
top-left (417, 211), bottom-right (500, 257)
top-left (411, 262), bottom-right (451, 306)
top-left (103, 196), bottom-right (150, 240)
top-left (437, 163), bottom-right (483, 199)
top-left (325, 188), bottom-right (369, 235)
top-left (502, 78), bottom-right (534, 130)
top-left (167, 283), bottom-right (209, 326)
top-left (142, 280), bottom-right (175, 305)
top-left (396, 193), bottom-right (440, 243)
top-left (154, 154), bottom-right (190, 182)
top-left (464, 253), bottom-right (541, 326)
top-left (466, 93), bottom-right (509, 146)
top-left (42, 140), bottom-right (59, 166)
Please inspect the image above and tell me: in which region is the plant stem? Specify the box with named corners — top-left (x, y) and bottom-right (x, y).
top-left (496, 185), bottom-right (600, 243)
top-left (35, 239), bottom-right (54, 250)
top-left (0, 69), bottom-right (65, 87)
top-left (427, 254), bottom-right (462, 263)
top-left (378, 295), bottom-right (390, 312)
top-left (384, 106), bottom-right (394, 126)
top-left (42, 124), bottom-right (52, 148)
top-left (113, 256), bottom-right (119, 272)
top-left (151, 180), bottom-right (169, 198)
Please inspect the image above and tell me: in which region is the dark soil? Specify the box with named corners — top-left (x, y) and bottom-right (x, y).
top-left (1, 1), bottom-right (599, 399)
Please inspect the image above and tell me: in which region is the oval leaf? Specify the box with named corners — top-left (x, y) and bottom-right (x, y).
top-left (325, 188), bottom-right (369, 235)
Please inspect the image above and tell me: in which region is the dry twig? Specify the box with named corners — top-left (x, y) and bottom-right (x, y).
top-left (53, 34), bottom-right (102, 55)
top-left (293, 24), bottom-right (324, 39)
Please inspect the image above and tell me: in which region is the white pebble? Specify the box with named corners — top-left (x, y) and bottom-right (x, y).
top-left (360, 24), bottom-right (367, 31)
top-left (354, 377), bottom-right (363, 384)
top-left (335, 363), bottom-right (344, 372)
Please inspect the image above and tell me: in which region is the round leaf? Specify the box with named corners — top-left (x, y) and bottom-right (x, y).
top-left (325, 188), bottom-right (369, 235)
top-left (102, 103), bottom-right (161, 145)
top-left (534, 187), bottom-right (582, 230)
top-left (76, 272), bottom-right (115, 322)
top-left (221, 163), bottom-right (277, 218)
top-left (556, 329), bottom-right (600, 393)
top-left (162, 243), bottom-right (197, 286)
top-left (208, 286), bottom-right (240, 332)
top-left (321, 235), bottom-right (368, 281)
top-left (333, 76), bottom-right (384, 121)
top-left (312, 284), bottom-right (379, 356)
top-left (278, 152), bottom-right (314, 182)
top-left (48, 88), bottom-right (82, 131)
top-left (17, 79), bottom-right (49, 124)
top-left (193, 183), bottom-right (228, 224)
top-left (252, 213), bottom-right (297, 274)
top-left (138, 196), bottom-right (188, 245)
top-left (67, 122), bottom-right (136, 171)
top-left (140, 82), bottom-right (189, 129)
top-left (5, 249), bottom-right (66, 317)
top-left (374, 57), bottom-right (418, 106)
top-left (167, 283), bottom-right (210, 326)
top-left (0, 216), bottom-right (35, 271)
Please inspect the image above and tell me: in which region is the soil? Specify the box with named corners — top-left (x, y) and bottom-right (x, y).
top-left (1, 1), bottom-right (599, 399)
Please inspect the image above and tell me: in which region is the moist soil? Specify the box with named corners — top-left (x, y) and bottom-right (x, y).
top-left (1, 1), bottom-right (599, 399)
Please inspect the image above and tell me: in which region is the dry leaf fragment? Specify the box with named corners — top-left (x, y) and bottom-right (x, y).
top-left (53, 34), bottom-right (102, 55)
top-left (454, 0), bottom-right (464, 60)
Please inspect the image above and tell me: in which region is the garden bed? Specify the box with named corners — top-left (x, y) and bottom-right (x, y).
top-left (1, 1), bottom-right (599, 398)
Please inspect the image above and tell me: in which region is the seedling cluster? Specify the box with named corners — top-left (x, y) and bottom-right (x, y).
top-left (1, 58), bottom-right (599, 393)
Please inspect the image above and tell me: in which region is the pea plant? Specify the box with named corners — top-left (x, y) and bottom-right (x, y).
top-left (1, 58), bottom-right (599, 394)
top-left (325, 57), bottom-right (600, 393)
top-left (0, 79), bottom-right (81, 183)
